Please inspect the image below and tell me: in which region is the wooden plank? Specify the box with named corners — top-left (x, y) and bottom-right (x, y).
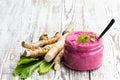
top-left (59, 0), bottom-right (90, 80)
top-left (0, 0), bottom-right (39, 79)
top-left (29, 0), bottom-right (62, 79)
top-left (90, 33), bottom-right (120, 80)
top-left (83, 0), bottom-right (120, 79)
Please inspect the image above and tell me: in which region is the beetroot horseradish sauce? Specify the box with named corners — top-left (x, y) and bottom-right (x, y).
top-left (63, 31), bottom-right (104, 70)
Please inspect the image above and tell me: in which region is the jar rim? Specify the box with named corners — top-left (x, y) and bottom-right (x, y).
top-left (65, 31), bottom-right (103, 48)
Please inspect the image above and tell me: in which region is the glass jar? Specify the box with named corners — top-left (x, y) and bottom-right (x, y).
top-left (63, 31), bottom-right (104, 70)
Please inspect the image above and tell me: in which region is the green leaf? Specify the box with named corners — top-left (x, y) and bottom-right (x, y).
top-left (38, 60), bottom-right (54, 74)
top-left (77, 33), bottom-right (89, 43)
top-left (13, 57), bottom-right (43, 79)
top-left (17, 57), bottom-right (39, 65)
top-left (13, 64), bottom-right (25, 76)
top-left (19, 61), bottom-right (42, 78)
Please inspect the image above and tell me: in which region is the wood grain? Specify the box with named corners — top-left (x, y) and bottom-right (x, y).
top-left (0, 0), bottom-right (120, 80)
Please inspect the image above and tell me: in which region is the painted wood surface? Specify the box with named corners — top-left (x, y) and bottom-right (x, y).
top-left (0, 0), bottom-right (120, 80)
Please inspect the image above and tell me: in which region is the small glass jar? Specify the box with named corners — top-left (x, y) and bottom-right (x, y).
top-left (63, 31), bottom-right (104, 70)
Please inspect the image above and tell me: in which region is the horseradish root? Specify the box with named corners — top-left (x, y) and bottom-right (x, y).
top-left (39, 33), bottom-right (49, 40)
top-left (62, 22), bottom-right (74, 35)
top-left (21, 33), bottom-right (49, 50)
top-left (14, 22), bottom-right (75, 79)
top-left (22, 41), bottom-right (34, 50)
top-left (24, 44), bottom-right (53, 57)
top-left (54, 49), bottom-right (64, 70)
top-left (44, 22), bottom-right (74, 62)
top-left (22, 32), bottom-right (60, 50)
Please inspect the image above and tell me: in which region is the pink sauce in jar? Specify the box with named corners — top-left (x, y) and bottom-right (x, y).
top-left (63, 31), bottom-right (104, 70)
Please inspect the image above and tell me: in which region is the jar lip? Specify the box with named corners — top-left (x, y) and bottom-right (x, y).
top-left (65, 31), bottom-right (103, 49)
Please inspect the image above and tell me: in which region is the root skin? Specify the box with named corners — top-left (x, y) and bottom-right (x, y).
top-left (45, 22), bottom-right (73, 62)
top-left (22, 32), bottom-right (60, 50)
top-left (24, 45), bottom-right (53, 57)
top-left (54, 50), bottom-right (64, 70)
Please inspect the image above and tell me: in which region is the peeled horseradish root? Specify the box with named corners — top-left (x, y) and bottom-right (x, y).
top-left (63, 31), bottom-right (104, 71)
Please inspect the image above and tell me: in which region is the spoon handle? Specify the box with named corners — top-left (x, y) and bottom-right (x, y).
top-left (98, 19), bottom-right (115, 40)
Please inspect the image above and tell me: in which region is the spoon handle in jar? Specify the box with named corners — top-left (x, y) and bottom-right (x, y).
top-left (98, 19), bottom-right (115, 40)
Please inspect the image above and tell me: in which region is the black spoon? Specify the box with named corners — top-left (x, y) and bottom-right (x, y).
top-left (97, 19), bottom-right (115, 40)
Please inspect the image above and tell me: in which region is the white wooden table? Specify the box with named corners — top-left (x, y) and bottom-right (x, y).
top-left (0, 0), bottom-right (120, 80)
